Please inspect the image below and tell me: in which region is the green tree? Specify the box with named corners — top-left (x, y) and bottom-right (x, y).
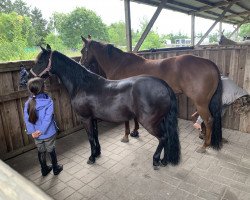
top-left (44, 33), bottom-right (66, 51)
top-left (54, 7), bottom-right (109, 49)
top-left (107, 21), bottom-right (126, 46)
top-left (239, 23), bottom-right (250, 38)
top-left (132, 18), bottom-right (166, 50)
top-left (0, 12), bottom-right (35, 61)
top-left (12, 0), bottom-right (30, 16)
top-left (0, 0), bottom-right (30, 16)
top-left (208, 32), bottom-right (219, 43)
top-left (30, 7), bottom-right (48, 45)
top-left (0, 0), bottom-right (12, 13)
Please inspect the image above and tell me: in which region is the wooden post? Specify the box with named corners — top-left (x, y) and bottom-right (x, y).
top-left (124, 0), bottom-right (132, 52)
top-left (219, 21), bottom-right (222, 36)
top-left (133, 0), bottom-right (168, 52)
top-left (239, 46), bottom-right (250, 133)
top-left (196, 1), bottom-right (235, 46)
top-left (191, 14), bottom-right (195, 46)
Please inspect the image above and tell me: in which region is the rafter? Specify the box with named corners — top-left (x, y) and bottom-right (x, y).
top-left (189, 0), bottom-right (240, 14)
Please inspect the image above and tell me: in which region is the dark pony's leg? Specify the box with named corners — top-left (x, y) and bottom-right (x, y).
top-left (153, 139), bottom-right (164, 170)
top-left (92, 119), bottom-right (101, 157)
top-left (130, 118), bottom-right (139, 137)
top-left (82, 118), bottom-right (97, 164)
top-left (121, 121), bottom-right (130, 143)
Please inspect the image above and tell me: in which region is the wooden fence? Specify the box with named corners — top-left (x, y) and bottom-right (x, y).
top-left (0, 45), bottom-right (249, 160)
top-left (0, 57), bottom-right (83, 160)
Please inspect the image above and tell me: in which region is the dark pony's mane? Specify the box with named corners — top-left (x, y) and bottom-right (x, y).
top-left (91, 41), bottom-right (145, 62)
top-left (52, 51), bottom-right (104, 92)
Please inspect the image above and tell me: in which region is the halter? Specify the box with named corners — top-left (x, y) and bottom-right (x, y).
top-left (30, 52), bottom-right (52, 77)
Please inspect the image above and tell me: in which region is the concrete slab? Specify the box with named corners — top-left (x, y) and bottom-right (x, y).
top-left (5, 119), bottom-right (250, 200)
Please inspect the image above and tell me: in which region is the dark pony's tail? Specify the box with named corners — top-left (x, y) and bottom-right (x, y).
top-left (160, 88), bottom-right (181, 165)
top-left (209, 74), bottom-right (223, 150)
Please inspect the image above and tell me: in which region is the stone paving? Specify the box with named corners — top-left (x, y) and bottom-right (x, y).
top-left (5, 119), bottom-right (250, 200)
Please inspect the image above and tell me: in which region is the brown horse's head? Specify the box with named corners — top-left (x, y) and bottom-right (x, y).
top-left (80, 35), bottom-right (96, 67)
top-left (28, 44), bottom-right (52, 79)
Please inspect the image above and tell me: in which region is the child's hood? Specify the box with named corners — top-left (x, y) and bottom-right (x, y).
top-left (36, 98), bottom-right (52, 110)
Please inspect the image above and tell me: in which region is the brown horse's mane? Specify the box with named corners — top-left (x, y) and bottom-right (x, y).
top-left (91, 40), bottom-right (145, 63)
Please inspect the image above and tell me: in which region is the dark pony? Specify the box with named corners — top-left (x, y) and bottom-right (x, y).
top-left (80, 37), bottom-right (223, 153)
top-left (28, 45), bottom-right (181, 169)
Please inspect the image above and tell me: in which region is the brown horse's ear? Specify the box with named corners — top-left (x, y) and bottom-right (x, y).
top-left (46, 44), bottom-right (52, 51)
top-left (81, 35), bottom-right (88, 43)
top-left (88, 34), bottom-right (91, 39)
top-left (40, 45), bottom-right (46, 52)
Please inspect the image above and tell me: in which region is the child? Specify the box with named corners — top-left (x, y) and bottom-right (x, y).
top-left (24, 77), bottom-right (63, 176)
top-left (193, 75), bottom-right (250, 138)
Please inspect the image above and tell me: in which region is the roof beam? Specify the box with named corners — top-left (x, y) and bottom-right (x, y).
top-left (224, 10), bottom-right (250, 19)
top-left (196, 1), bottom-right (235, 46)
top-left (190, 0), bottom-right (240, 14)
top-left (133, 0), bottom-right (168, 52)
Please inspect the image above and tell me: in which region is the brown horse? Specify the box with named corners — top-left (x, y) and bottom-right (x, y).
top-left (80, 37), bottom-right (223, 152)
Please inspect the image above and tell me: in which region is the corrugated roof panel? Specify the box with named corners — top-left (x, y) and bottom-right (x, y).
top-left (130, 0), bottom-right (250, 24)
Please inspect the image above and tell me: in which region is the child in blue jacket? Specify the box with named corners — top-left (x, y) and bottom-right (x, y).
top-left (24, 77), bottom-right (63, 176)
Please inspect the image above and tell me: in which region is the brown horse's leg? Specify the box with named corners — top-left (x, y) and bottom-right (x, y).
top-left (196, 106), bottom-right (213, 153)
top-left (130, 118), bottom-right (139, 137)
top-left (121, 121), bottom-right (130, 143)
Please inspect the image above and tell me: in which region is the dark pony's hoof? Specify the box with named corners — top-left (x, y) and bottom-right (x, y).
top-left (130, 130), bottom-right (139, 138)
top-left (95, 151), bottom-right (101, 158)
top-left (153, 165), bottom-right (160, 170)
top-left (153, 160), bottom-right (160, 170)
top-left (160, 159), bottom-right (168, 167)
top-left (87, 156), bottom-right (95, 164)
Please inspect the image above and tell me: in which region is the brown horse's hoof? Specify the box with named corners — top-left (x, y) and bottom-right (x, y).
top-left (160, 159), bottom-right (168, 167)
top-left (121, 137), bottom-right (129, 143)
top-left (130, 130), bottom-right (139, 138)
top-left (196, 146), bottom-right (206, 154)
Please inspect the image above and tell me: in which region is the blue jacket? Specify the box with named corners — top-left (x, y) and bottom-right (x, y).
top-left (24, 93), bottom-right (57, 139)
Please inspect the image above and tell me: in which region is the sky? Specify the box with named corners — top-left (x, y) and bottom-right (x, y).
top-left (23, 0), bottom-right (235, 36)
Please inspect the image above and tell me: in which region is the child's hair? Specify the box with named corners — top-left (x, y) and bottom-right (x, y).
top-left (27, 77), bottom-right (45, 124)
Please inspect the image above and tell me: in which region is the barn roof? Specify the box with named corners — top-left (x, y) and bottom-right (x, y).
top-left (131, 0), bottom-right (250, 25)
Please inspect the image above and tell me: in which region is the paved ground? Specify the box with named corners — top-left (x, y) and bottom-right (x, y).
top-left (5, 119), bottom-right (250, 200)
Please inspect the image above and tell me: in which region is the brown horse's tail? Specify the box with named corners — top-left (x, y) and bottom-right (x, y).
top-left (209, 75), bottom-right (223, 150)
top-left (161, 88), bottom-right (181, 165)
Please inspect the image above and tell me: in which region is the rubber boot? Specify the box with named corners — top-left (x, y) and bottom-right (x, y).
top-left (38, 151), bottom-right (52, 176)
top-left (49, 149), bottom-right (63, 175)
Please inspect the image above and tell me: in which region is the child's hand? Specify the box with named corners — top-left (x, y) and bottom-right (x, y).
top-left (32, 130), bottom-right (41, 138)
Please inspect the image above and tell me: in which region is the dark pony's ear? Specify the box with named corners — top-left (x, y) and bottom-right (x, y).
top-left (81, 35), bottom-right (88, 44)
top-left (40, 45), bottom-right (47, 52)
top-left (46, 44), bottom-right (52, 51)
top-left (106, 44), bottom-right (113, 57)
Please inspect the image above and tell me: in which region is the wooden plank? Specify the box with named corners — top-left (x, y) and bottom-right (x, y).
top-left (0, 84), bottom-right (62, 103)
top-left (58, 87), bottom-right (74, 133)
top-left (0, 103), bottom-right (8, 154)
top-left (239, 46), bottom-right (250, 133)
top-left (1, 125), bottom-right (84, 160)
top-left (0, 72), bottom-right (23, 151)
